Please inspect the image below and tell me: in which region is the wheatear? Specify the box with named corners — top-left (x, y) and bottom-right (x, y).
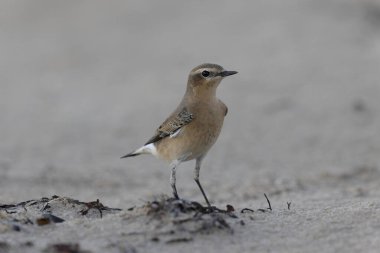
top-left (122, 63), bottom-right (237, 207)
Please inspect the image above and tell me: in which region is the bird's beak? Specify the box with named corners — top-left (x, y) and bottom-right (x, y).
top-left (219, 70), bottom-right (238, 77)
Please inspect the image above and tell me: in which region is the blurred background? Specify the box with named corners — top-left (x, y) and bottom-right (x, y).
top-left (1, 0), bottom-right (380, 207)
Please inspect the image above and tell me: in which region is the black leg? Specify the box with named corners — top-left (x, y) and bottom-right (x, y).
top-left (195, 178), bottom-right (211, 207)
top-left (194, 157), bottom-right (211, 207)
top-left (172, 184), bottom-right (179, 199)
top-left (170, 161), bottom-right (180, 199)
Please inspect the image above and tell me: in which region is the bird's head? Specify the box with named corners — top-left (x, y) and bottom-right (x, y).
top-left (186, 63), bottom-right (237, 98)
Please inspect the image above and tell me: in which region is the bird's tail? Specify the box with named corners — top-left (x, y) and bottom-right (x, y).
top-left (120, 151), bottom-right (139, 159)
top-left (120, 143), bottom-right (157, 159)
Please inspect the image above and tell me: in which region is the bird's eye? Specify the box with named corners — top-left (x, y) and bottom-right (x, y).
top-left (201, 70), bottom-right (210, 77)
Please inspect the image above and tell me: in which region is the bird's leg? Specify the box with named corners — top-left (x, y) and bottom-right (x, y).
top-left (170, 161), bottom-right (180, 199)
top-left (194, 158), bottom-right (211, 207)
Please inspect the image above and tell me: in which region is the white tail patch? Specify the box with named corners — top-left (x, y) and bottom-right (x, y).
top-left (133, 143), bottom-right (158, 157)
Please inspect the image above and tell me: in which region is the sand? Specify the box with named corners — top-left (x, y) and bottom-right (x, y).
top-left (1, 0), bottom-right (380, 252)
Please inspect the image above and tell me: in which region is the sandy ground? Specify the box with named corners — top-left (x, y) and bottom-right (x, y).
top-left (1, 0), bottom-right (380, 252)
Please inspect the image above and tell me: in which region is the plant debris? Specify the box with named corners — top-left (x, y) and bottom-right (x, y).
top-left (166, 237), bottom-right (193, 244)
top-left (258, 193), bottom-right (272, 212)
top-left (43, 243), bottom-right (91, 253)
top-left (0, 194), bottom-right (284, 250)
top-left (0, 196), bottom-right (122, 232)
top-left (79, 199), bottom-right (112, 218)
top-left (138, 196), bottom-right (237, 237)
top-left (241, 208), bottom-right (254, 213)
top-left (143, 197), bottom-right (237, 217)
top-left (36, 214), bottom-right (65, 226)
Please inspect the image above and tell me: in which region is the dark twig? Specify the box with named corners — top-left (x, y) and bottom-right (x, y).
top-left (287, 202), bottom-right (291, 210)
top-left (264, 193), bottom-right (272, 211)
top-left (240, 208), bottom-right (254, 213)
top-left (80, 199), bottom-right (104, 218)
top-left (0, 200), bottom-right (36, 213)
top-left (79, 198), bottom-right (121, 218)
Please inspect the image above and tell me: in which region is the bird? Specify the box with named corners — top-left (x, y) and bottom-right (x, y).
top-left (121, 63), bottom-right (237, 207)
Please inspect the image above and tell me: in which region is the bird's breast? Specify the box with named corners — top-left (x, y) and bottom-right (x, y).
top-left (155, 100), bottom-right (226, 162)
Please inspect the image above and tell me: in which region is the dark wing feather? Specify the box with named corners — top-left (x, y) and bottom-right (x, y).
top-left (144, 107), bottom-right (193, 145)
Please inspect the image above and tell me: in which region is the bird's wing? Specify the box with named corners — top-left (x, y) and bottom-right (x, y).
top-left (144, 107), bottom-right (194, 145)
